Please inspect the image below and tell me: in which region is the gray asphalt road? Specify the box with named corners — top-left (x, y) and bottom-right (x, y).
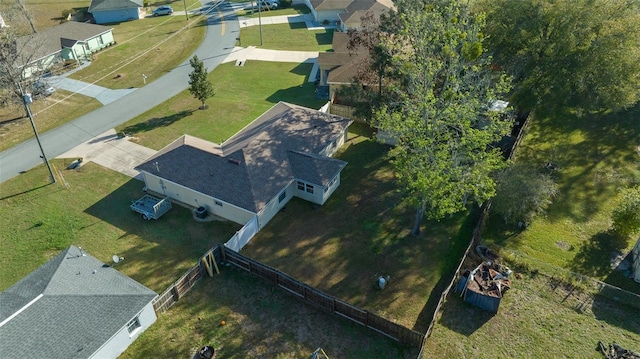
top-left (0, 0), bottom-right (239, 183)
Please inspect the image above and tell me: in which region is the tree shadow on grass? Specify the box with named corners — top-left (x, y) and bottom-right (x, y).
top-left (432, 294), bottom-right (496, 336)
top-left (568, 230), bottom-right (630, 278)
top-left (411, 209), bottom-right (481, 334)
top-left (590, 290), bottom-right (640, 334)
top-left (120, 110), bottom-right (195, 136)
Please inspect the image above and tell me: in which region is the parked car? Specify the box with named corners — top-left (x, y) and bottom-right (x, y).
top-left (33, 81), bottom-right (55, 97)
top-left (152, 5), bottom-right (173, 16)
top-left (257, 0), bottom-right (278, 10)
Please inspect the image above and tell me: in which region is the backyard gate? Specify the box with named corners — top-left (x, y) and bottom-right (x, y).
top-left (225, 216), bottom-right (258, 251)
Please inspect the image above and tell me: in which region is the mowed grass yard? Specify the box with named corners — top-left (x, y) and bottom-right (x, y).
top-left (422, 106), bottom-right (640, 357)
top-left (240, 22), bottom-right (334, 51)
top-left (0, 160), bottom-right (241, 293)
top-left (483, 106), bottom-right (640, 294)
top-left (116, 61), bottom-right (326, 150)
top-left (241, 123), bottom-right (476, 332)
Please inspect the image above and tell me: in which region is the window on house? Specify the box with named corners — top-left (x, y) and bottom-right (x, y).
top-left (126, 316), bottom-right (142, 335)
top-left (97, 36), bottom-right (104, 45)
top-left (305, 184), bottom-right (314, 194)
top-left (278, 191), bottom-right (286, 203)
top-left (215, 200), bottom-right (223, 206)
top-left (297, 181), bottom-right (305, 191)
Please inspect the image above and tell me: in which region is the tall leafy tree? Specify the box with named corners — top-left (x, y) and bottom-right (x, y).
top-left (188, 55), bottom-right (215, 109)
top-left (372, 0), bottom-right (512, 236)
top-left (478, 0), bottom-right (640, 112)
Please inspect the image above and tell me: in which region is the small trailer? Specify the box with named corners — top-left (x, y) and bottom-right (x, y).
top-left (130, 195), bottom-right (172, 220)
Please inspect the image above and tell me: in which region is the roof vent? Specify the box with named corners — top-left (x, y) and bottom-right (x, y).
top-left (227, 158), bottom-right (241, 165)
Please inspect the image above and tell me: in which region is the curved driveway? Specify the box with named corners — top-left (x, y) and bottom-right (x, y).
top-left (0, 0), bottom-right (239, 183)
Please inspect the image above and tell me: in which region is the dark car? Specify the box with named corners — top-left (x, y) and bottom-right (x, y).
top-left (152, 5), bottom-right (173, 16)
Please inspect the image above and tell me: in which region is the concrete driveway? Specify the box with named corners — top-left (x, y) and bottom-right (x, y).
top-left (57, 129), bottom-right (156, 180)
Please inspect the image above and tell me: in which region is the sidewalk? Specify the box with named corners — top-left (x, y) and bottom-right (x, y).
top-left (237, 13), bottom-right (337, 31)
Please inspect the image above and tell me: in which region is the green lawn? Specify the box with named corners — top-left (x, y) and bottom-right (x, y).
top-left (239, 23), bottom-right (334, 51)
top-left (241, 123), bottom-right (476, 331)
top-left (0, 160), bottom-right (241, 293)
top-left (116, 61), bottom-right (326, 150)
top-left (483, 106), bottom-right (640, 294)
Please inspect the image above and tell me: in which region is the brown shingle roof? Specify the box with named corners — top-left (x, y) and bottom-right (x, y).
top-left (137, 103), bottom-right (352, 212)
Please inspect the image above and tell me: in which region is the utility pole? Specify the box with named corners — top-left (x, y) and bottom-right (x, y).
top-left (23, 92), bottom-right (55, 184)
top-left (182, 0), bottom-right (189, 20)
top-left (258, 1), bottom-right (263, 45)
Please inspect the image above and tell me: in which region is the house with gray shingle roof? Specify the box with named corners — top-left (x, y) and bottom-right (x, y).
top-left (89, 0), bottom-right (144, 24)
top-left (0, 246), bottom-right (157, 359)
top-left (136, 102), bottom-right (352, 235)
top-left (303, 0), bottom-right (393, 29)
top-left (16, 21), bottom-right (114, 78)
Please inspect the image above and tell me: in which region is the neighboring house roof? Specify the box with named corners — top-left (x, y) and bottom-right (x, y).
top-left (89, 0), bottom-right (143, 12)
top-left (318, 32), bottom-right (366, 84)
top-left (136, 102), bottom-right (352, 213)
top-left (16, 21), bottom-right (113, 65)
top-left (338, 0), bottom-right (394, 27)
top-left (0, 246), bottom-right (157, 359)
top-left (309, 0), bottom-right (394, 29)
top-left (310, 0), bottom-right (354, 11)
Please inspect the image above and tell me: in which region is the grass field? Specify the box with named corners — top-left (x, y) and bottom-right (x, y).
top-left (0, 160), bottom-right (240, 293)
top-left (240, 22), bottom-right (334, 51)
top-left (483, 106), bottom-right (640, 294)
top-left (116, 61), bottom-right (326, 150)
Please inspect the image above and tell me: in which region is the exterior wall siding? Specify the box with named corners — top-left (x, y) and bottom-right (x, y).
top-left (257, 182), bottom-right (295, 229)
top-left (316, 9), bottom-right (345, 23)
top-left (89, 301), bottom-right (157, 359)
top-left (142, 172), bottom-right (255, 225)
top-left (93, 8), bottom-right (141, 24)
top-left (320, 173), bottom-right (341, 204)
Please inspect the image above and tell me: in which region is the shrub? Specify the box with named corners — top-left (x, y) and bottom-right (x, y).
top-left (612, 186), bottom-right (640, 238)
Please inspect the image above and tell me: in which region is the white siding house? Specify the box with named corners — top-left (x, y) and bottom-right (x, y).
top-left (136, 102), bottom-right (353, 238)
top-left (0, 246), bottom-right (157, 359)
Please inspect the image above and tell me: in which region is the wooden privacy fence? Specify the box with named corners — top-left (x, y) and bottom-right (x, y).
top-left (152, 245), bottom-right (224, 314)
top-left (221, 247), bottom-right (425, 347)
